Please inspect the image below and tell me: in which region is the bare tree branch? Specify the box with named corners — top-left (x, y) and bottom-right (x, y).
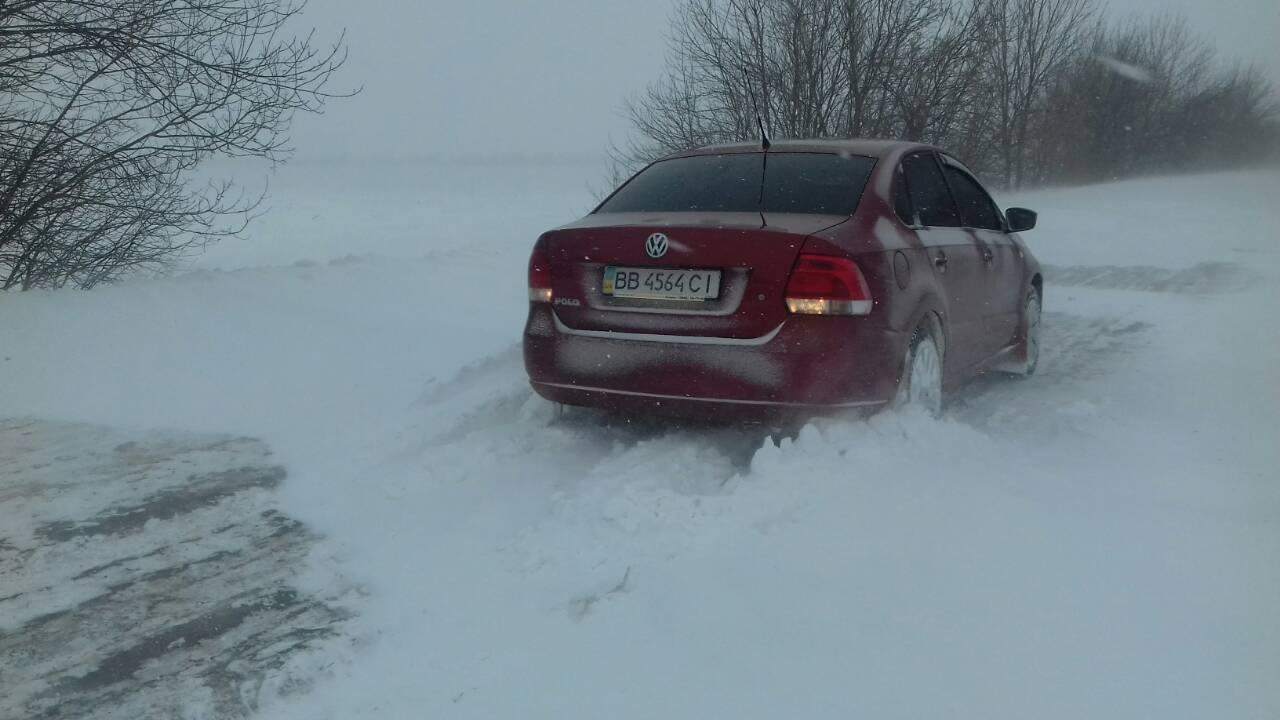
top-left (0, 0), bottom-right (352, 289)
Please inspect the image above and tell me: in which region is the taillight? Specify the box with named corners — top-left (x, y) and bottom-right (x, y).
top-left (784, 254), bottom-right (872, 315)
top-left (528, 241), bottom-right (552, 302)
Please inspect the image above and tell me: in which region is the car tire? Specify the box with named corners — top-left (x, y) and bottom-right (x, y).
top-left (1001, 286), bottom-right (1041, 377)
top-left (894, 321), bottom-right (944, 416)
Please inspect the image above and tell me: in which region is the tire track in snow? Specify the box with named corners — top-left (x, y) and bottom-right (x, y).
top-left (951, 261), bottom-right (1257, 431)
top-left (1043, 261), bottom-right (1254, 294)
top-left (0, 420), bottom-right (351, 720)
top-left (950, 305), bottom-right (1154, 434)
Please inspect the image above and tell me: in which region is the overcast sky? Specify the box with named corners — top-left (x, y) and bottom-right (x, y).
top-left (289, 0), bottom-right (1280, 160)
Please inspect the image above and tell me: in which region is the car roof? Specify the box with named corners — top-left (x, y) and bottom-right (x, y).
top-left (661, 138), bottom-right (937, 161)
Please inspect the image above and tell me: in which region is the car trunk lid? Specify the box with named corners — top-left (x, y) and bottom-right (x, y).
top-left (543, 212), bottom-right (849, 339)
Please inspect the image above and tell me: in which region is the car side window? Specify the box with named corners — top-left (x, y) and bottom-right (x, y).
top-left (941, 164), bottom-right (1003, 231)
top-left (893, 165), bottom-right (915, 225)
top-left (901, 153), bottom-right (960, 227)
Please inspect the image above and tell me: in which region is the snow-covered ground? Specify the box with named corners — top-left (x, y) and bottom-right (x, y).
top-left (0, 420), bottom-right (348, 719)
top-left (2, 161), bottom-right (1278, 719)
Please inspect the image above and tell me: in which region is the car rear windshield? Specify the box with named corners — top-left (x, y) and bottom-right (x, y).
top-left (596, 152), bottom-right (876, 216)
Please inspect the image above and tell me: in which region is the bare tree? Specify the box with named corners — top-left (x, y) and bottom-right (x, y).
top-left (616, 0), bottom-right (1276, 191)
top-left (1032, 13), bottom-right (1276, 184)
top-left (617, 0), bottom-right (991, 171)
top-left (985, 0), bottom-right (1094, 187)
top-left (1197, 64), bottom-right (1280, 167)
top-left (877, 0), bottom-right (989, 145)
top-left (0, 0), bottom-right (350, 290)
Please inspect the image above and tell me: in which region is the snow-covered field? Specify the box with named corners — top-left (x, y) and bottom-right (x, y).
top-left (2, 161), bottom-right (1278, 719)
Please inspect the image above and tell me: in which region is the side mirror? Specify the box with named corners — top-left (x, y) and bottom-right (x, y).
top-left (1006, 207), bottom-right (1037, 232)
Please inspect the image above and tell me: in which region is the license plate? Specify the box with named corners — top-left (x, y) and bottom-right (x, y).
top-left (603, 266), bottom-right (721, 301)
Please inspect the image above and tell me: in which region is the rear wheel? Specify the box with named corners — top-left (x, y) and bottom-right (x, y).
top-left (895, 323), bottom-right (944, 416)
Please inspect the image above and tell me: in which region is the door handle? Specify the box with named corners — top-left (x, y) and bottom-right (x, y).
top-left (981, 248), bottom-right (994, 263)
top-left (933, 251), bottom-right (948, 269)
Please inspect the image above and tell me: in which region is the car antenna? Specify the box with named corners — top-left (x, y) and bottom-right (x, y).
top-left (745, 78), bottom-right (770, 227)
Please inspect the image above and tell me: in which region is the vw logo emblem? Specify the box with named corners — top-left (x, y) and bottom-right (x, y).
top-left (645, 232), bottom-right (669, 258)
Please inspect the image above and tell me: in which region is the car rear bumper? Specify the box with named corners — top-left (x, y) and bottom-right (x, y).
top-left (523, 306), bottom-right (905, 417)
top-left (529, 380), bottom-right (886, 421)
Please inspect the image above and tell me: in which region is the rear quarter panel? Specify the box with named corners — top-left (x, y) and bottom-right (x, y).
top-left (807, 154), bottom-right (953, 360)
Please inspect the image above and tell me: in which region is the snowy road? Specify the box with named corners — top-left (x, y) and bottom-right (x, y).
top-left (0, 167), bottom-right (1277, 719)
top-left (0, 421), bottom-right (348, 719)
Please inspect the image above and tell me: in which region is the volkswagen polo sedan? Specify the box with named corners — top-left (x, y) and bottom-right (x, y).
top-left (523, 139), bottom-right (1042, 418)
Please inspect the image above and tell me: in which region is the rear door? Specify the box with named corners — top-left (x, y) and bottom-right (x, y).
top-left (939, 157), bottom-right (1023, 353)
top-left (900, 151), bottom-right (987, 374)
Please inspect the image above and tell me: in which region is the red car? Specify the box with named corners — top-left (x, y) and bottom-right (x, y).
top-left (523, 139), bottom-right (1041, 418)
